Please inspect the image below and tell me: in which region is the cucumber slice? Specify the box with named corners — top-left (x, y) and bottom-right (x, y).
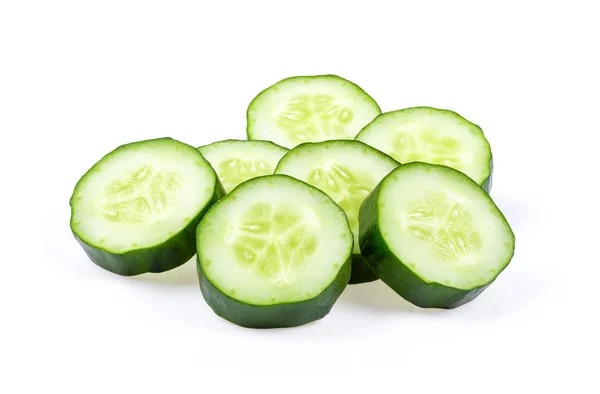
top-left (198, 139), bottom-right (288, 193)
top-left (359, 162), bottom-right (514, 309)
top-left (275, 140), bottom-right (399, 284)
top-left (197, 174), bottom-right (353, 328)
top-left (70, 137), bottom-right (224, 276)
top-left (356, 107), bottom-right (493, 191)
top-left (247, 75), bottom-right (381, 149)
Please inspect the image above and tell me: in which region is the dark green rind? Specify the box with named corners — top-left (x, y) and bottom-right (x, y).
top-left (246, 74), bottom-right (381, 143)
top-left (355, 106), bottom-right (493, 192)
top-left (358, 184), bottom-right (488, 308)
top-left (349, 254), bottom-right (378, 284)
top-left (196, 174), bottom-right (353, 328)
top-left (70, 137), bottom-right (226, 276)
top-left (481, 155), bottom-right (493, 193)
top-left (197, 255), bottom-right (351, 328)
top-left (73, 181), bottom-right (225, 276)
top-left (358, 163), bottom-right (514, 309)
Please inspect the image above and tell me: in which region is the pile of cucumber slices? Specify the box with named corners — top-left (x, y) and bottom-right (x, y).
top-left (70, 74), bottom-right (515, 328)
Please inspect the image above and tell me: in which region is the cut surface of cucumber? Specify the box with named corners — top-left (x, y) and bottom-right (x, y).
top-left (198, 139), bottom-right (288, 193)
top-left (197, 174), bottom-right (353, 328)
top-left (356, 107), bottom-right (493, 190)
top-left (275, 140), bottom-right (399, 284)
top-left (70, 137), bottom-right (224, 275)
top-left (359, 162), bottom-right (514, 308)
top-left (247, 75), bottom-right (381, 149)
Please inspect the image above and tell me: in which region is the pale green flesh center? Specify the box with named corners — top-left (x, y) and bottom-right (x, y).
top-left (307, 164), bottom-right (373, 253)
top-left (100, 165), bottom-right (181, 223)
top-left (217, 158), bottom-right (273, 192)
top-left (229, 203), bottom-right (318, 284)
top-left (404, 192), bottom-right (481, 263)
top-left (275, 94), bottom-right (354, 144)
top-left (391, 129), bottom-right (463, 170)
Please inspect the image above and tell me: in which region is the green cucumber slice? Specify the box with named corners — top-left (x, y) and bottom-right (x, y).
top-left (70, 137), bottom-right (224, 276)
top-left (198, 139), bottom-right (288, 193)
top-left (359, 162), bottom-right (514, 308)
top-left (197, 174), bottom-right (353, 328)
top-left (275, 140), bottom-right (399, 284)
top-left (247, 75), bottom-right (381, 149)
top-left (356, 107), bottom-right (493, 191)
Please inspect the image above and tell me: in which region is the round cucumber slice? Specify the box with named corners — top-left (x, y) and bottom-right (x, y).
top-left (197, 174), bottom-right (353, 328)
top-left (275, 140), bottom-right (399, 284)
top-left (198, 139), bottom-right (288, 193)
top-left (356, 107), bottom-right (493, 191)
top-left (247, 74), bottom-right (381, 149)
top-left (359, 162), bottom-right (514, 309)
top-left (70, 137), bottom-right (225, 276)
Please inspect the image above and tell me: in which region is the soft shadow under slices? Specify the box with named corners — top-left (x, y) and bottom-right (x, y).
top-left (132, 256), bottom-right (199, 286)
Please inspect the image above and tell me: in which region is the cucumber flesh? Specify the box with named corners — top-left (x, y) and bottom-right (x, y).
top-left (356, 107), bottom-right (492, 190)
top-left (197, 174), bottom-right (353, 328)
top-left (198, 139), bottom-right (288, 193)
top-left (275, 140), bottom-right (399, 284)
top-left (70, 137), bottom-right (224, 275)
top-left (247, 75), bottom-right (381, 149)
top-left (359, 162), bottom-right (514, 308)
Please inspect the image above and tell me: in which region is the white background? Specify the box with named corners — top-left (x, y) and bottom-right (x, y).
top-left (2, 0), bottom-right (599, 392)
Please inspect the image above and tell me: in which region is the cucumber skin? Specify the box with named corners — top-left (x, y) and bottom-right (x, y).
top-left (359, 183), bottom-right (490, 309)
top-left (73, 181), bottom-right (225, 276)
top-left (197, 255), bottom-right (351, 328)
top-left (349, 254), bottom-right (378, 284)
top-left (481, 156), bottom-right (493, 193)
